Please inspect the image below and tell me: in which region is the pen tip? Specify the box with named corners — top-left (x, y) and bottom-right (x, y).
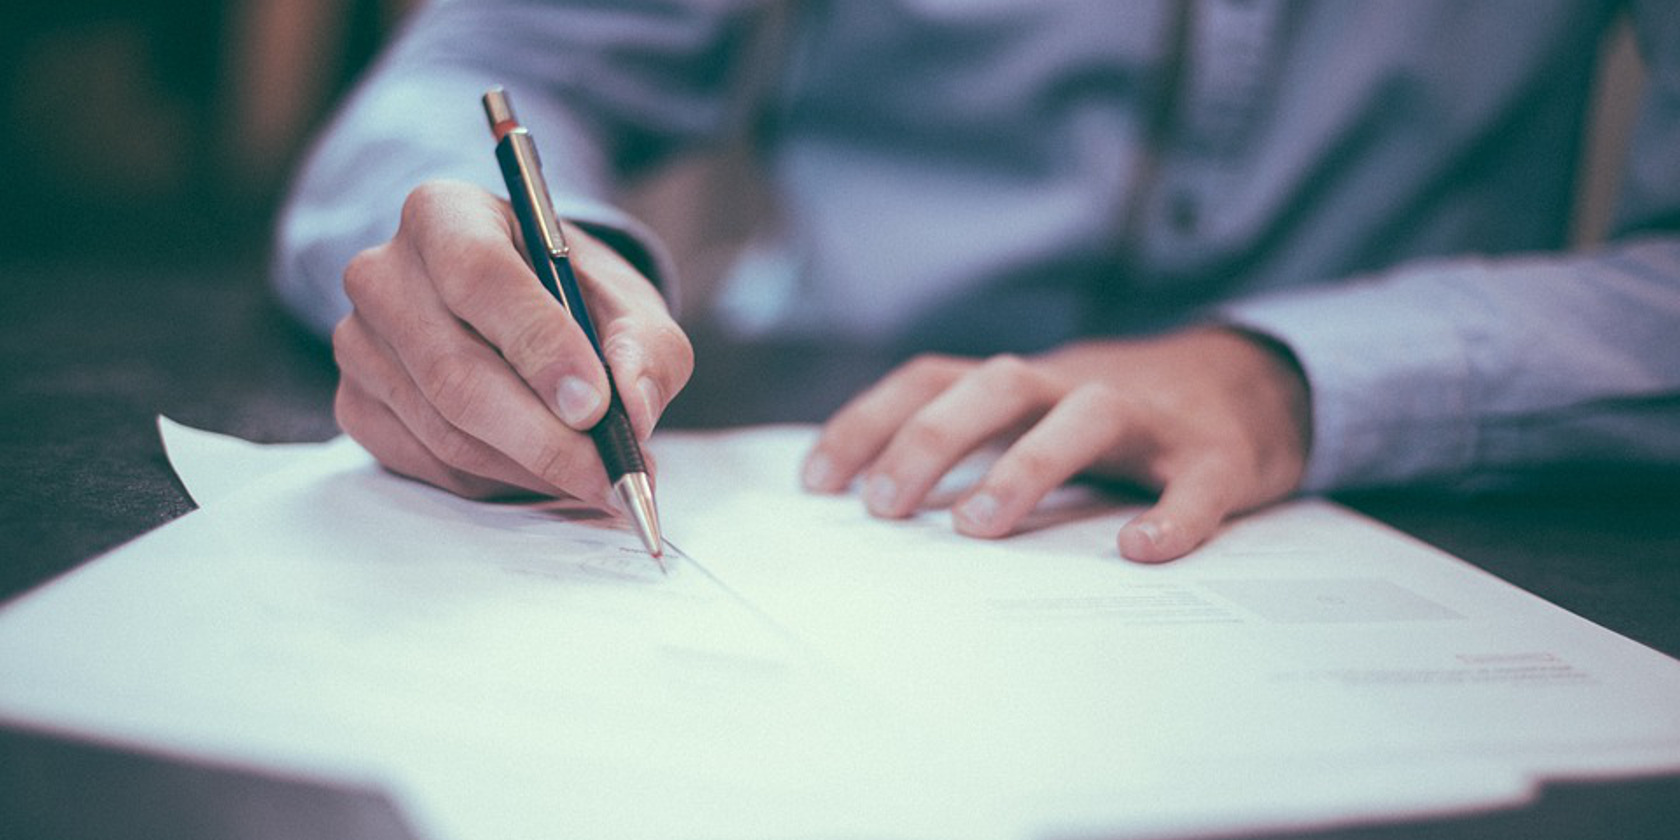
top-left (614, 472), bottom-right (664, 569)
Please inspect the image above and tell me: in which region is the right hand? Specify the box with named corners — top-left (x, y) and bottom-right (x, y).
top-left (332, 179), bottom-right (693, 504)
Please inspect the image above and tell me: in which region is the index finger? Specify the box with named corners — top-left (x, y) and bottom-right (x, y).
top-left (802, 354), bottom-right (970, 493)
top-left (405, 181), bottom-right (616, 431)
top-left (345, 188), bottom-right (610, 501)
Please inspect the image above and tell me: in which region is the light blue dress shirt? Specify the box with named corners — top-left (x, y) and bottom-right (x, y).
top-left (274, 0), bottom-right (1680, 494)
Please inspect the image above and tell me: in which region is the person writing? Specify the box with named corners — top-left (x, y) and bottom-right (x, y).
top-left (273, 1), bottom-right (1680, 562)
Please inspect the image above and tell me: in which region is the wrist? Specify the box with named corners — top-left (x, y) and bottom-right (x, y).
top-left (1212, 325), bottom-right (1313, 472)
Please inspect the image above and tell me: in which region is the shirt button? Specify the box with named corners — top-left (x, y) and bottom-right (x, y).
top-left (1167, 191), bottom-right (1200, 236)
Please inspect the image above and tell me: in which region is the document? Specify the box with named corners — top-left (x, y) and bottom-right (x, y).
top-left (0, 421), bottom-right (1676, 840)
top-left (655, 427), bottom-right (1680, 835)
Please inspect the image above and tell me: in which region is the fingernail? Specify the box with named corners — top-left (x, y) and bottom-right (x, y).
top-left (956, 492), bottom-right (1000, 533)
top-left (864, 474), bottom-right (899, 515)
top-left (637, 377), bottom-right (662, 437)
top-left (555, 376), bottom-right (603, 428)
top-left (802, 453), bottom-right (835, 491)
top-left (1134, 520), bottom-right (1163, 548)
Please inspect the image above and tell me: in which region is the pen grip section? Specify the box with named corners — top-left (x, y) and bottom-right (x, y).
top-left (590, 380), bottom-right (647, 481)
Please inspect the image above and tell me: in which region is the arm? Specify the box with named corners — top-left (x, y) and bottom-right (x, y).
top-left (1225, 1), bottom-right (1680, 493)
top-left (806, 3), bottom-right (1680, 561)
top-left (807, 237), bottom-right (1680, 564)
top-left (1222, 239), bottom-right (1680, 493)
top-left (273, 0), bottom-right (770, 336)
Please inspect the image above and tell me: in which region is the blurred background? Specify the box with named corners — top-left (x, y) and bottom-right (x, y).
top-left (0, 2), bottom-right (1646, 292)
top-left (0, 0), bottom-right (414, 264)
top-left (0, 0), bottom-right (771, 307)
top-left (0, 1), bottom-right (422, 597)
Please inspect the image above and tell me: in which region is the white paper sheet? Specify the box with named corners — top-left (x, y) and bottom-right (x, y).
top-left (654, 427), bottom-right (1680, 832)
top-left (157, 415), bottom-right (353, 507)
top-left (1, 421), bottom-right (1677, 840)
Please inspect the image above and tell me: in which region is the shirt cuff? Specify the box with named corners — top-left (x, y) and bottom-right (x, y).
top-left (1217, 270), bottom-right (1486, 492)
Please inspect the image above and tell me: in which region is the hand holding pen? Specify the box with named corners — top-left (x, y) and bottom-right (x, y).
top-left (329, 99), bottom-right (692, 555)
top-left (483, 86), bottom-right (664, 559)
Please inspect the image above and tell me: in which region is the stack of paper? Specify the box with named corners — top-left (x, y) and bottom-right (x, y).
top-left (0, 419), bottom-right (1675, 840)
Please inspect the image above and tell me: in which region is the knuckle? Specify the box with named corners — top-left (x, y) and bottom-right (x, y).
top-left (812, 412), bottom-right (869, 461)
top-left (330, 320), bottom-right (356, 369)
top-left (1071, 382), bottom-right (1130, 418)
top-left (601, 319), bottom-right (693, 387)
top-left (365, 369), bottom-right (408, 414)
top-left (901, 353), bottom-right (961, 382)
top-left (647, 321), bottom-right (695, 379)
top-left (1003, 444), bottom-right (1059, 485)
top-left (341, 247), bottom-right (390, 305)
top-left (898, 414), bottom-right (957, 458)
top-left (976, 354), bottom-right (1036, 393)
top-left (332, 383), bottom-right (365, 435)
top-left (417, 351), bottom-right (488, 423)
top-left (500, 312), bottom-right (570, 371)
top-left (442, 243), bottom-right (519, 307)
top-left (400, 180), bottom-right (458, 227)
top-left (429, 424), bottom-right (486, 471)
top-left (330, 317), bottom-right (381, 387)
top-left (599, 326), bottom-right (645, 370)
top-left (1201, 451), bottom-right (1248, 483)
top-left (529, 439), bottom-right (588, 488)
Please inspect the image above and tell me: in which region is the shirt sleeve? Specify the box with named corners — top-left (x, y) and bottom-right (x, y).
top-left (1223, 2), bottom-right (1680, 493)
top-left (270, 0), bottom-right (766, 337)
top-left (1222, 240), bottom-right (1680, 492)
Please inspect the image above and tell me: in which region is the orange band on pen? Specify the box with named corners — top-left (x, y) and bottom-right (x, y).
top-left (491, 118), bottom-right (522, 142)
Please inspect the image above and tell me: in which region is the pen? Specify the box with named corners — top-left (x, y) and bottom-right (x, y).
top-left (482, 87), bottom-right (665, 567)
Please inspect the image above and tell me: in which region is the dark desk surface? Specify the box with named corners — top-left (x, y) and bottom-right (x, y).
top-left (2, 258), bottom-right (1677, 840)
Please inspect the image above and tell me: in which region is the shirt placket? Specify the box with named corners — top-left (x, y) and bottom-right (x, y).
top-left (1138, 0), bottom-right (1284, 287)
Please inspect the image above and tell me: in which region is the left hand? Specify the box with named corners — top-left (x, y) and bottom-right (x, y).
top-left (801, 327), bottom-right (1312, 562)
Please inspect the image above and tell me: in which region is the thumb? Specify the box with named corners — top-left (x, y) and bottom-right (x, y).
top-left (1117, 458), bottom-right (1241, 563)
